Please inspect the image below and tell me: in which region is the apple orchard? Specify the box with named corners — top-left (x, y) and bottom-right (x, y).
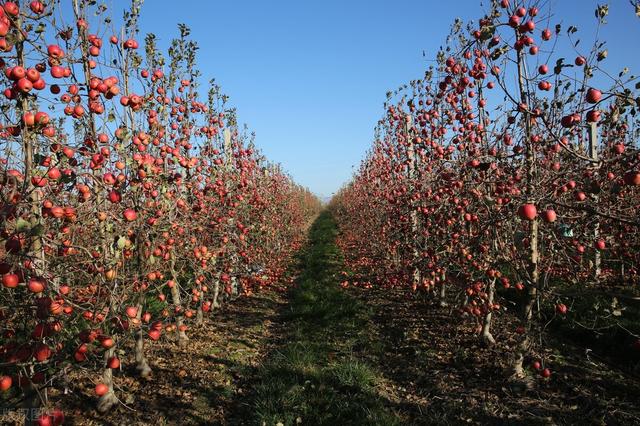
top-left (0, 0), bottom-right (640, 424)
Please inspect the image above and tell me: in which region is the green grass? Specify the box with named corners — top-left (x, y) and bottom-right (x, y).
top-left (250, 211), bottom-right (402, 426)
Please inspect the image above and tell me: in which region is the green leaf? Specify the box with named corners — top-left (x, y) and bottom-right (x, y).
top-left (479, 25), bottom-right (495, 41)
top-left (30, 224), bottom-right (45, 236)
top-left (585, 66), bottom-right (594, 78)
top-left (597, 50), bottom-right (608, 61)
top-left (554, 58), bottom-right (567, 75)
top-left (595, 4), bottom-right (609, 23)
top-left (491, 46), bottom-right (508, 60)
top-left (16, 218), bottom-right (31, 232)
top-left (117, 236), bottom-right (127, 249)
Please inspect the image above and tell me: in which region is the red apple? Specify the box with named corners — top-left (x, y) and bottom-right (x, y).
top-left (518, 203), bottom-right (537, 221)
top-left (556, 304), bottom-right (568, 315)
top-left (3, 2), bottom-right (20, 16)
top-left (95, 383), bottom-right (109, 396)
top-left (33, 343), bottom-right (52, 362)
top-left (51, 409), bottom-right (65, 426)
top-left (28, 277), bottom-right (46, 293)
top-left (30, 1), bottom-right (45, 14)
top-left (47, 168), bottom-right (61, 180)
top-left (47, 44), bottom-right (64, 59)
top-left (586, 110), bottom-right (601, 123)
top-left (623, 171), bottom-right (640, 186)
top-left (100, 337), bottom-right (115, 349)
top-left (541, 209), bottom-right (557, 223)
top-left (3, 273), bottom-right (19, 288)
top-left (125, 306), bottom-right (138, 318)
top-left (586, 88), bottom-right (602, 104)
top-left (612, 143), bottom-right (624, 154)
top-left (0, 375), bottom-right (12, 391)
top-left (35, 415), bottom-right (52, 426)
top-left (107, 357), bottom-right (120, 369)
top-left (123, 208), bottom-right (137, 222)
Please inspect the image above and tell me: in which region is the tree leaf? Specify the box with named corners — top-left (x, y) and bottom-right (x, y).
top-left (30, 224), bottom-right (44, 236)
top-left (597, 50), bottom-right (608, 61)
top-left (117, 236), bottom-right (127, 249)
top-left (16, 218), bottom-right (31, 232)
top-left (595, 4), bottom-right (609, 23)
top-left (554, 58), bottom-right (564, 74)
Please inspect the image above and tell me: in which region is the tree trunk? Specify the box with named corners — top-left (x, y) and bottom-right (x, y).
top-left (97, 345), bottom-right (118, 413)
top-left (589, 122), bottom-right (601, 278)
top-left (169, 259), bottom-right (189, 346)
top-left (133, 293), bottom-right (152, 378)
top-left (481, 279), bottom-right (496, 346)
top-left (134, 327), bottom-right (152, 379)
top-left (439, 271), bottom-right (447, 307)
top-left (196, 303), bottom-right (204, 325)
top-left (512, 40), bottom-right (540, 379)
top-left (22, 367), bottom-right (41, 426)
top-left (405, 115), bottom-right (421, 292)
top-left (15, 18), bottom-right (46, 423)
top-left (231, 275), bottom-right (239, 297)
top-left (212, 279), bottom-right (221, 309)
top-left (170, 283), bottom-right (189, 347)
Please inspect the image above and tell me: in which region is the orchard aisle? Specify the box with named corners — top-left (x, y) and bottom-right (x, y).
top-left (235, 211), bottom-right (407, 425)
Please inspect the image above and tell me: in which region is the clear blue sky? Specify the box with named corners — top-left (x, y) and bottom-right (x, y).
top-left (137, 0), bottom-right (640, 198)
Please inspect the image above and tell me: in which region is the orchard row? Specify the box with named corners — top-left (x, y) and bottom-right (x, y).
top-left (332, 0), bottom-right (640, 379)
top-left (0, 1), bottom-right (320, 424)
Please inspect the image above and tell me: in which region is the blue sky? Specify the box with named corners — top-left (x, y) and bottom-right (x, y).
top-left (137, 0), bottom-right (640, 198)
